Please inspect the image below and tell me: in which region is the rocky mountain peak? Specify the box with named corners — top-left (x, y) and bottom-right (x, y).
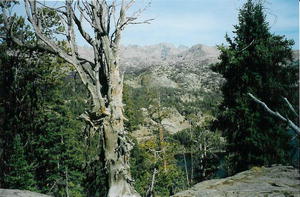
top-left (78, 43), bottom-right (220, 72)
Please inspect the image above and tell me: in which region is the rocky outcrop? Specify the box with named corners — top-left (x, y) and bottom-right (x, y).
top-left (131, 107), bottom-right (191, 142)
top-left (172, 165), bottom-right (300, 197)
top-left (0, 189), bottom-right (51, 197)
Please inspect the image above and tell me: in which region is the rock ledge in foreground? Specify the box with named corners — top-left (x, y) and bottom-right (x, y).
top-left (172, 165), bottom-right (300, 197)
top-left (0, 189), bottom-right (51, 197)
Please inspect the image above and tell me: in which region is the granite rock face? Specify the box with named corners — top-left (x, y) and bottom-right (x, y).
top-left (0, 189), bottom-right (51, 197)
top-left (172, 165), bottom-right (300, 197)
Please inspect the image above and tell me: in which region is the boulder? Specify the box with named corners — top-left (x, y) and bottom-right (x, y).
top-left (0, 189), bottom-right (51, 197)
top-left (172, 165), bottom-right (300, 197)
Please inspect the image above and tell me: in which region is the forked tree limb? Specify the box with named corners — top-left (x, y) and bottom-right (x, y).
top-left (248, 93), bottom-right (300, 136)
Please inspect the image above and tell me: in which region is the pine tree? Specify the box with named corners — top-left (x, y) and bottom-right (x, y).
top-left (3, 135), bottom-right (36, 190)
top-left (0, 42), bottom-right (39, 188)
top-left (0, 42), bottom-right (87, 195)
top-left (212, 0), bottom-right (298, 173)
top-left (0, 18), bottom-right (87, 195)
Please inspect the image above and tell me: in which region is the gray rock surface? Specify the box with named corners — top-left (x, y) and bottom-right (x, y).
top-left (0, 189), bottom-right (51, 197)
top-left (172, 165), bottom-right (300, 197)
top-left (131, 107), bottom-right (191, 142)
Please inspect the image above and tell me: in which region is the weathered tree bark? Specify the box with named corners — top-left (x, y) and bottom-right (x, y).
top-left (0, 0), bottom-right (151, 196)
top-left (99, 64), bottom-right (138, 197)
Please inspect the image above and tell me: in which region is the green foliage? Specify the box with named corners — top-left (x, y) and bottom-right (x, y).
top-left (0, 43), bottom-right (40, 188)
top-left (83, 158), bottom-right (108, 197)
top-left (82, 124), bottom-right (108, 197)
top-left (0, 37), bottom-right (87, 196)
top-left (173, 126), bottom-right (226, 183)
top-left (3, 135), bottom-right (36, 191)
top-left (157, 87), bottom-right (221, 117)
top-left (0, 5), bottom-right (107, 196)
top-left (130, 138), bottom-right (187, 196)
top-left (33, 103), bottom-right (85, 196)
top-left (130, 141), bottom-right (154, 194)
top-left (154, 166), bottom-right (187, 196)
top-left (38, 7), bottom-right (65, 38)
top-left (123, 84), bottom-right (148, 131)
top-left (124, 75), bottom-right (224, 192)
top-left (212, 0), bottom-right (298, 173)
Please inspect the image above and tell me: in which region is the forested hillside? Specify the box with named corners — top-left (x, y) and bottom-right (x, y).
top-left (0, 0), bottom-right (299, 197)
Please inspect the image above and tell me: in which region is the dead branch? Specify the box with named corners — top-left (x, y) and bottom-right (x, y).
top-left (283, 97), bottom-right (299, 117)
top-left (145, 168), bottom-right (157, 197)
top-left (248, 93), bottom-right (300, 136)
top-left (239, 39), bottom-right (255, 52)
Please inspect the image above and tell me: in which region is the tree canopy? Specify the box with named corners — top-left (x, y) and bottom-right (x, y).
top-left (212, 0), bottom-right (298, 173)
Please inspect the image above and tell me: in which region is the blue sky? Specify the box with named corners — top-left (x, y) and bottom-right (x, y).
top-left (13, 0), bottom-right (299, 49)
top-left (122, 0), bottom-right (299, 49)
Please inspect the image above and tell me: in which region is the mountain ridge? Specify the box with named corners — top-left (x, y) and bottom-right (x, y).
top-left (78, 43), bottom-right (220, 72)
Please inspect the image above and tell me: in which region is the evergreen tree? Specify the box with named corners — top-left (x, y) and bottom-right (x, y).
top-left (0, 42), bottom-right (87, 195)
top-left (32, 85), bottom-right (86, 196)
top-left (0, 43), bottom-right (37, 188)
top-left (0, 15), bottom-right (87, 195)
top-left (3, 135), bottom-right (36, 190)
top-left (212, 0), bottom-right (298, 173)
top-left (0, 6), bottom-right (106, 195)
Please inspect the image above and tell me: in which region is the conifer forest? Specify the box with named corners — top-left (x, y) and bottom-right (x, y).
top-left (0, 0), bottom-right (299, 197)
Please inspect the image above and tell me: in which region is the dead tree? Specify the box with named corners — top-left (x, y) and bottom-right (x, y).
top-left (1, 0), bottom-right (151, 196)
top-left (145, 168), bottom-right (157, 197)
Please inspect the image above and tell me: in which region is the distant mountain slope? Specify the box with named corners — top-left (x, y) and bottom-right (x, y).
top-left (78, 44), bottom-right (223, 139)
top-left (77, 43), bottom-right (297, 139)
top-left (117, 44), bottom-right (224, 139)
top-left (122, 43), bottom-right (223, 94)
top-left (78, 43), bottom-right (220, 72)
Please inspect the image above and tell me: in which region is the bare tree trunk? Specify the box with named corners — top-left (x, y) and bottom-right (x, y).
top-left (183, 151), bottom-right (189, 186)
top-left (65, 167), bottom-right (69, 197)
top-left (1, 1), bottom-right (150, 196)
top-left (199, 144), bottom-right (205, 179)
top-left (190, 152), bottom-right (194, 184)
top-left (146, 168), bottom-right (157, 197)
top-left (203, 145), bottom-right (207, 178)
top-left (103, 120), bottom-right (137, 197)
top-left (189, 125), bottom-right (194, 184)
top-left (93, 66), bottom-right (138, 197)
